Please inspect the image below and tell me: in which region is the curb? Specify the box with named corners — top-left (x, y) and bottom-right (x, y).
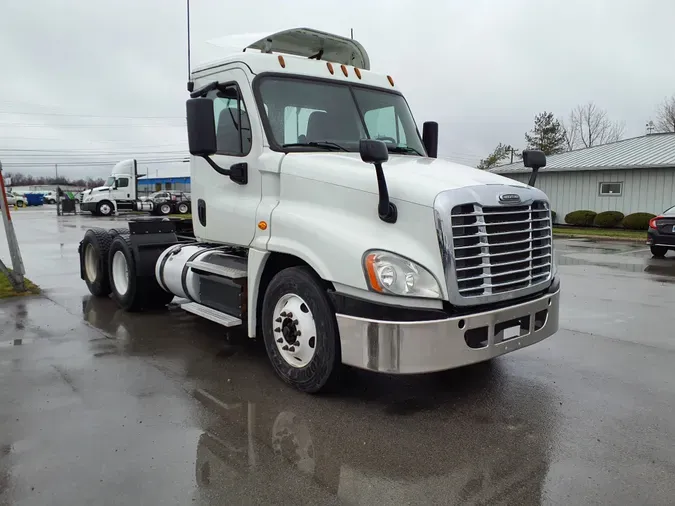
top-left (553, 232), bottom-right (647, 244)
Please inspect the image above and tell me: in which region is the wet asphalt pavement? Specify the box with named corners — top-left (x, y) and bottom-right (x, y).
top-left (1, 207), bottom-right (674, 505)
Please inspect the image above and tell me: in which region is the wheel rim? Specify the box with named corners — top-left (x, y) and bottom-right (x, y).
top-left (161, 204), bottom-right (171, 214)
top-left (84, 243), bottom-right (98, 282)
top-left (100, 203), bottom-right (111, 215)
top-left (111, 250), bottom-right (130, 295)
top-left (272, 293), bottom-right (317, 368)
top-left (179, 204), bottom-right (188, 213)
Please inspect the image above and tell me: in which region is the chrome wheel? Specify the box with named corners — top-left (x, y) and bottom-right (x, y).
top-left (111, 250), bottom-right (130, 295)
top-left (272, 293), bottom-right (317, 368)
top-left (84, 243), bottom-right (98, 282)
top-left (99, 203), bottom-right (112, 216)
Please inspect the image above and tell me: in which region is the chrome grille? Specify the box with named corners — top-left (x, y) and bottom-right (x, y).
top-left (450, 201), bottom-right (552, 298)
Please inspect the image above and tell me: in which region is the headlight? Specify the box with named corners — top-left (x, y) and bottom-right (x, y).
top-left (363, 250), bottom-right (442, 298)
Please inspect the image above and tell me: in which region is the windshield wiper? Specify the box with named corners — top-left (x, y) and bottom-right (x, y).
top-left (387, 146), bottom-right (423, 156)
top-left (282, 141), bottom-right (350, 152)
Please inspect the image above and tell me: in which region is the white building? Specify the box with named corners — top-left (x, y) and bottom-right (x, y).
top-left (490, 132), bottom-right (675, 223)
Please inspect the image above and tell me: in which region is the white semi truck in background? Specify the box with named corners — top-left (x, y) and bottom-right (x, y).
top-left (78, 28), bottom-right (560, 393)
top-left (80, 159), bottom-right (191, 216)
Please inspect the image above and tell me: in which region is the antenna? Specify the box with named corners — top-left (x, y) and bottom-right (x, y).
top-left (186, 0), bottom-right (193, 92)
top-left (646, 120), bottom-right (655, 135)
top-left (350, 28), bottom-right (354, 39)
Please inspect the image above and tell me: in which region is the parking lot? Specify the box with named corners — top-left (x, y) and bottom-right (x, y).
top-left (1, 207), bottom-right (674, 505)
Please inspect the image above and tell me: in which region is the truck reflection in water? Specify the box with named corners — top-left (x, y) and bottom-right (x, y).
top-left (81, 295), bottom-right (558, 505)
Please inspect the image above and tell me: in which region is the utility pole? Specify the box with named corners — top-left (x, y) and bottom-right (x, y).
top-left (508, 147), bottom-right (517, 164)
top-left (350, 28), bottom-right (354, 40)
top-left (55, 163), bottom-right (58, 180)
top-left (0, 160), bottom-right (26, 292)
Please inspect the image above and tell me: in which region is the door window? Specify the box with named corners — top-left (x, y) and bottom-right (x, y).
top-left (117, 177), bottom-right (129, 188)
top-left (210, 84), bottom-right (252, 156)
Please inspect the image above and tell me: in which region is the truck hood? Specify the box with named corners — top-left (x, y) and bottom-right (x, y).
top-left (283, 153), bottom-right (529, 206)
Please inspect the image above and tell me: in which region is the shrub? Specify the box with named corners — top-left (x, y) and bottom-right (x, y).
top-left (551, 210), bottom-right (557, 223)
top-left (621, 212), bottom-right (656, 230)
top-left (565, 210), bottom-right (597, 227)
top-left (593, 211), bottom-right (624, 228)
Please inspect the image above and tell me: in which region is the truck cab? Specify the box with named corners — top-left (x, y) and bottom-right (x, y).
top-left (79, 28), bottom-right (559, 394)
top-left (80, 159), bottom-right (149, 216)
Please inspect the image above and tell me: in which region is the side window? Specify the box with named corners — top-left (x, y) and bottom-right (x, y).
top-left (283, 106), bottom-right (325, 144)
top-left (211, 84), bottom-right (252, 156)
top-left (117, 177), bottom-right (129, 188)
top-left (364, 106), bottom-right (407, 146)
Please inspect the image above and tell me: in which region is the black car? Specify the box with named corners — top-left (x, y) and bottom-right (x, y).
top-left (647, 205), bottom-right (675, 257)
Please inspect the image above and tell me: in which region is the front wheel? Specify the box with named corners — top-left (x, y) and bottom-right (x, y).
top-left (261, 266), bottom-right (342, 393)
top-left (651, 245), bottom-right (668, 258)
top-left (16, 201), bottom-right (24, 208)
top-left (97, 200), bottom-right (114, 217)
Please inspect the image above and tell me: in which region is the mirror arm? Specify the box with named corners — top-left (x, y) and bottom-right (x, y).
top-left (374, 163), bottom-right (397, 223)
top-left (528, 167), bottom-right (540, 187)
top-left (201, 156), bottom-right (248, 185)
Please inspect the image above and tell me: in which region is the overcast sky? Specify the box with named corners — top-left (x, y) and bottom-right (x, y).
top-left (1, 0), bottom-right (674, 180)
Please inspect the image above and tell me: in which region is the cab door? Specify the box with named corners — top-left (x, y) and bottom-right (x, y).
top-left (191, 68), bottom-right (262, 246)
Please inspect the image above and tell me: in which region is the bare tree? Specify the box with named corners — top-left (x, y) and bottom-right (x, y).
top-left (560, 116), bottom-right (579, 151)
top-left (655, 95), bottom-right (675, 132)
top-left (567, 102), bottom-right (625, 148)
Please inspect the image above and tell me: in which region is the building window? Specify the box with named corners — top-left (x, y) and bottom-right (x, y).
top-left (165, 182), bottom-right (172, 190)
top-left (599, 182), bottom-right (622, 196)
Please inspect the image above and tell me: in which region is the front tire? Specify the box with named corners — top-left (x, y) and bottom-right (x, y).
top-left (16, 201), bottom-right (24, 208)
top-left (97, 200), bottom-right (114, 217)
top-left (80, 228), bottom-right (113, 296)
top-left (108, 235), bottom-right (174, 312)
top-left (651, 245), bottom-right (668, 258)
top-left (261, 266), bottom-right (341, 393)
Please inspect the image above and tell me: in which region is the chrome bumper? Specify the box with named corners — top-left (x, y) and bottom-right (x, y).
top-left (336, 290), bottom-right (560, 374)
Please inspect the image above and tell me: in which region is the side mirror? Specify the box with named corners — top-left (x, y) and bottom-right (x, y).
top-left (112, 180), bottom-right (118, 190)
top-left (359, 139), bottom-right (397, 224)
top-left (186, 97), bottom-right (217, 156)
top-left (359, 139), bottom-right (389, 164)
top-left (522, 150), bottom-right (546, 170)
top-left (422, 121), bottom-right (438, 158)
top-left (522, 149), bottom-right (547, 187)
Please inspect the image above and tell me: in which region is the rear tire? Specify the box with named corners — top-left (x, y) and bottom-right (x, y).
top-left (158, 203), bottom-right (172, 216)
top-left (261, 266), bottom-right (341, 394)
top-left (651, 245), bottom-right (668, 258)
top-left (109, 227), bottom-right (129, 238)
top-left (108, 235), bottom-right (174, 312)
top-left (80, 228), bottom-right (113, 297)
top-left (177, 202), bottom-right (190, 214)
top-left (17, 201), bottom-right (24, 208)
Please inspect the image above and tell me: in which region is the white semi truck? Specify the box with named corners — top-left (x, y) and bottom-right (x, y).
top-left (80, 159), bottom-right (191, 216)
top-left (78, 28), bottom-right (560, 393)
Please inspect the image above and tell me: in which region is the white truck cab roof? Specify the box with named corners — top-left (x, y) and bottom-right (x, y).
top-left (205, 27), bottom-right (370, 70)
top-left (192, 28), bottom-right (391, 91)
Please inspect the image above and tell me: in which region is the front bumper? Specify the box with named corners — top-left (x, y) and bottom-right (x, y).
top-left (336, 289), bottom-right (560, 374)
top-left (80, 201), bottom-right (96, 212)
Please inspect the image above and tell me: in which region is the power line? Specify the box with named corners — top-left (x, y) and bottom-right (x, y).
top-left (0, 122), bottom-right (185, 128)
top-left (0, 110), bottom-right (184, 119)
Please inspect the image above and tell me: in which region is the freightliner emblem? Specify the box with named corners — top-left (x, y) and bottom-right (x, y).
top-left (498, 193), bottom-right (521, 204)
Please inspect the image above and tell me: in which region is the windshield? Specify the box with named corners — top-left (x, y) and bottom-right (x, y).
top-left (105, 176), bottom-right (115, 187)
top-left (255, 76), bottom-right (426, 156)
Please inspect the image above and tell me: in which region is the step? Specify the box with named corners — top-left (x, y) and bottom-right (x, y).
top-left (181, 302), bottom-right (242, 327)
top-left (186, 259), bottom-right (247, 280)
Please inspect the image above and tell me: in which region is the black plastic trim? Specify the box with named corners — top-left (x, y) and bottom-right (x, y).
top-left (329, 276), bottom-right (559, 322)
